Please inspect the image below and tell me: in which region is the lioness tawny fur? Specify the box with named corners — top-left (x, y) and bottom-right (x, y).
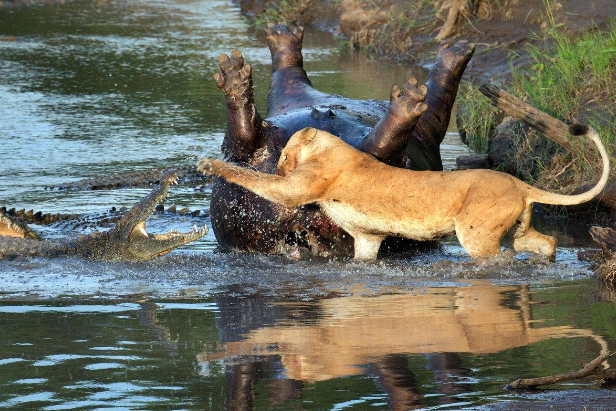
top-left (198, 126), bottom-right (609, 260)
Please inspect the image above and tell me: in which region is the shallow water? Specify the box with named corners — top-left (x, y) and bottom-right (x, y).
top-left (0, 0), bottom-right (613, 409)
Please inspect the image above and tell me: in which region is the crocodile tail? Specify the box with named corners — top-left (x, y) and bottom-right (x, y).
top-left (526, 124), bottom-right (610, 206)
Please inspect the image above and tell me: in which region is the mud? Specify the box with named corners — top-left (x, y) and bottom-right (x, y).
top-left (236, 0), bottom-right (616, 82)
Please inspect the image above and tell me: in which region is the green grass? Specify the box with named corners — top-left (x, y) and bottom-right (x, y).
top-left (512, 16), bottom-right (616, 190)
top-left (456, 82), bottom-right (501, 154)
top-left (253, 0), bottom-right (311, 28)
top-left (363, 0), bottom-right (437, 57)
top-left (513, 22), bottom-right (616, 134)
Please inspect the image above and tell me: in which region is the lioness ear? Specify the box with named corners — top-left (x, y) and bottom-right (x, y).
top-left (302, 127), bottom-right (318, 143)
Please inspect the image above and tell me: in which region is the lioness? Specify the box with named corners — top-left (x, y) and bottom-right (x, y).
top-left (197, 125), bottom-right (609, 260)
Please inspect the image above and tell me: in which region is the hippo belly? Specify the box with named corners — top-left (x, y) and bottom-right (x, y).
top-left (268, 105), bottom-right (380, 150)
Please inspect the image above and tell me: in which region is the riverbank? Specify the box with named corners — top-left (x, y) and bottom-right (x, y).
top-left (236, 0), bottom-right (616, 80)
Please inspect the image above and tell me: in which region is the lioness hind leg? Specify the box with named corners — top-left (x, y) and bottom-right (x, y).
top-left (455, 228), bottom-right (503, 258)
top-left (454, 206), bottom-right (521, 258)
top-left (353, 233), bottom-right (385, 260)
top-left (512, 205), bottom-right (557, 260)
top-left (513, 227), bottom-right (557, 261)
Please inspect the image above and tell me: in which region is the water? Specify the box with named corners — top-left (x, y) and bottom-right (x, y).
top-left (0, 0), bottom-right (613, 409)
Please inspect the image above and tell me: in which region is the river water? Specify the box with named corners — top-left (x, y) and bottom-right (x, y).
top-left (0, 0), bottom-right (615, 410)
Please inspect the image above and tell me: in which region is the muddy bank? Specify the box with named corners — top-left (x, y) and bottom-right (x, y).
top-left (234, 0), bottom-right (616, 81)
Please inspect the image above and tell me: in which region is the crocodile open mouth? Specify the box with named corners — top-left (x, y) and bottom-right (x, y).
top-left (0, 210), bottom-right (40, 240)
top-left (117, 171), bottom-right (208, 259)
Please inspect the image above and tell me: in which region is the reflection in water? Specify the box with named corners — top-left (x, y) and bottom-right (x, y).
top-left (0, 281), bottom-right (614, 409)
top-left (195, 282), bottom-right (609, 410)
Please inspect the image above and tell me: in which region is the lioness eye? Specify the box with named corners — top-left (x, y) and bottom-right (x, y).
top-left (283, 155), bottom-right (288, 161)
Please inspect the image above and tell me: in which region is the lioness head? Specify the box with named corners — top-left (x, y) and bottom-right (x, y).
top-left (277, 127), bottom-right (320, 176)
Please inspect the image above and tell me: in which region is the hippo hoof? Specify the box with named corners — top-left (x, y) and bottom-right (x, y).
top-left (265, 22), bottom-right (304, 54)
top-left (389, 77), bottom-right (428, 122)
top-left (437, 41), bottom-right (476, 74)
top-left (214, 50), bottom-right (253, 101)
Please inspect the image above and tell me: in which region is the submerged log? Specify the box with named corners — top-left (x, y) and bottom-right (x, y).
top-left (508, 351), bottom-right (615, 389)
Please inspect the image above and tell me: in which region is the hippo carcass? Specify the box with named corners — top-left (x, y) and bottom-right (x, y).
top-left (211, 23), bottom-right (475, 256)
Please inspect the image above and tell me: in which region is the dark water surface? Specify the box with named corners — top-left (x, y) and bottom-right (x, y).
top-left (0, 0), bottom-right (614, 410)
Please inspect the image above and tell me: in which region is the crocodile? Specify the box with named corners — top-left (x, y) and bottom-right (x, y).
top-left (1, 204), bottom-right (207, 232)
top-left (0, 172), bottom-right (207, 261)
top-left (48, 165), bottom-right (208, 191)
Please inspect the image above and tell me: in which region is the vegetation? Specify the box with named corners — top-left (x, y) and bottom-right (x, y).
top-left (456, 82), bottom-right (501, 154)
top-left (459, 9), bottom-right (616, 193)
top-left (253, 0), bottom-right (316, 28)
top-left (252, 0), bottom-right (499, 53)
top-left (353, 0), bottom-right (438, 58)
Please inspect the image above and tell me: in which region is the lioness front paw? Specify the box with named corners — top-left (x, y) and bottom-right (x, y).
top-left (389, 76), bottom-right (428, 122)
top-left (197, 158), bottom-right (218, 175)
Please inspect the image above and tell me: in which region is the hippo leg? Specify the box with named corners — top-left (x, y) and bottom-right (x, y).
top-left (361, 77), bottom-right (428, 165)
top-left (265, 23), bottom-right (327, 117)
top-left (215, 50), bottom-right (264, 161)
top-left (406, 41), bottom-right (476, 171)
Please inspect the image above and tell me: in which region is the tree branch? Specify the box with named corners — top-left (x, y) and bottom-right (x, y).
top-left (508, 351), bottom-right (614, 389)
top-left (479, 84), bottom-right (575, 152)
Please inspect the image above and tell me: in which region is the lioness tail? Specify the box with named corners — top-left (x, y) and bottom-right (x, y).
top-left (527, 124), bottom-right (610, 206)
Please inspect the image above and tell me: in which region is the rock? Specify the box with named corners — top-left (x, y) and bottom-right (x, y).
top-left (487, 116), bottom-right (525, 174)
top-left (455, 154), bottom-right (490, 170)
top-left (590, 226), bottom-right (616, 259)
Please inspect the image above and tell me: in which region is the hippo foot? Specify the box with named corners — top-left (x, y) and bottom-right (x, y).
top-left (215, 50), bottom-right (254, 105)
top-left (265, 23), bottom-right (304, 70)
top-left (361, 76), bottom-right (428, 162)
top-left (216, 50), bottom-right (264, 160)
top-left (388, 77), bottom-right (428, 126)
top-left (433, 41), bottom-right (476, 85)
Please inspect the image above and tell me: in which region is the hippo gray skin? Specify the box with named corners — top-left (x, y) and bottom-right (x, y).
top-left (211, 23), bottom-right (475, 256)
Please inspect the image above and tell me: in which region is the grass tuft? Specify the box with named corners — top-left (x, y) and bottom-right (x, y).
top-left (456, 82), bottom-right (501, 154)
